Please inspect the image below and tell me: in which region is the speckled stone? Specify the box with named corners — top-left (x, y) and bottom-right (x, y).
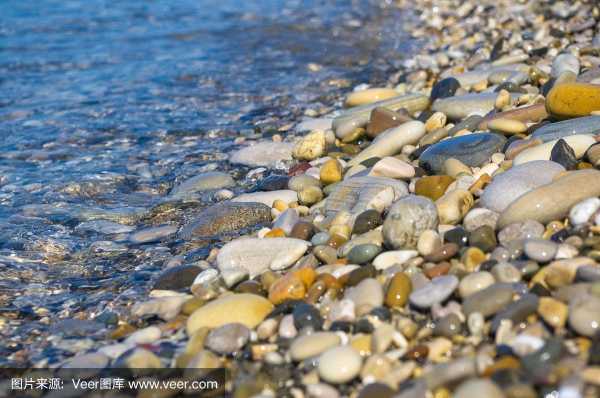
top-left (468, 225), bottom-right (497, 252)
top-left (204, 323), bottom-right (250, 355)
top-left (409, 275), bottom-right (458, 309)
top-left (480, 160), bottom-right (565, 213)
top-left (419, 133), bottom-right (506, 174)
top-left (383, 195), bottom-right (438, 249)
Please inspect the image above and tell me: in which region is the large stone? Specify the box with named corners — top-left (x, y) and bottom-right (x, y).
top-left (431, 92), bottom-right (519, 120)
top-left (324, 176), bottom-right (407, 217)
top-left (530, 115), bottom-right (600, 142)
top-left (347, 121), bottom-right (426, 166)
top-left (217, 237), bottom-right (309, 277)
top-left (383, 195), bottom-right (438, 249)
top-left (480, 161), bottom-right (565, 213)
top-left (419, 133), bottom-right (506, 174)
top-left (229, 141), bottom-right (294, 167)
top-left (186, 294), bottom-right (274, 334)
top-left (179, 202), bottom-right (272, 240)
top-left (513, 135), bottom-right (595, 165)
top-left (498, 170), bottom-right (600, 229)
top-left (546, 83), bottom-right (600, 119)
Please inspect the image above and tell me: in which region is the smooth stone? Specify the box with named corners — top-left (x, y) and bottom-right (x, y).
top-left (346, 88), bottom-right (398, 107)
top-left (320, 159), bottom-right (343, 185)
top-left (434, 313), bottom-right (463, 337)
top-left (153, 265), bottom-right (202, 290)
top-left (551, 139), bottom-right (578, 171)
top-left (498, 170), bottom-right (600, 229)
top-left (530, 116), bottom-right (600, 142)
top-left (298, 185), bottom-right (323, 205)
top-left (538, 296), bottom-right (568, 329)
top-left (458, 271), bottom-right (495, 298)
top-left (568, 296), bottom-right (600, 337)
top-left (372, 250), bottom-right (418, 270)
top-left (491, 263), bottom-right (522, 283)
top-left (129, 225), bottom-right (177, 244)
top-left (419, 133), bottom-right (507, 174)
top-left (415, 175), bottom-right (455, 201)
top-left (357, 383), bottom-right (395, 398)
top-left (293, 130), bottom-right (326, 161)
top-left (290, 332), bottom-right (341, 361)
top-left (454, 379), bottom-right (505, 398)
top-left (551, 53), bottom-right (580, 78)
top-left (409, 275), bottom-right (458, 309)
top-left (131, 296), bottom-right (189, 321)
top-left (370, 157), bottom-right (415, 179)
top-left (179, 202), bottom-right (271, 240)
top-left (383, 195), bottom-right (438, 249)
top-left (490, 293), bottom-right (539, 332)
top-left (444, 227), bottom-right (468, 247)
top-left (547, 83), bottom-right (600, 119)
top-left (114, 348), bottom-right (161, 370)
top-left (488, 118), bottom-right (527, 135)
top-left (569, 197), bottom-right (600, 226)
top-left (217, 237), bottom-right (309, 277)
top-left (462, 283), bottom-right (514, 317)
top-left (256, 174), bottom-right (289, 191)
top-left (186, 294), bottom-right (274, 334)
top-left (204, 323), bottom-right (250, 355)
top-left (478, 103), bottom-right (549, 130)
top-left (295, 117), bottom-right (333, 133)
top-left (348, 121), bottom-right (426, 166)
top-left (523, 239), bottom-right (558, 263)
top-left (418, 229), bottom-right (442, 256)
top-left (430, 77), bottom-right (461, 102)
top-left (169, 172), bottom-right (234, 199)
top-left (423, 357), bottom-right (477, 390)
top-left (293, 302), bottom-right (323, 331)
top-left (229, 141), bottom-right (294, 167)
top-left (463, 208), bottom-right (500, 232)
top-left (63, 352), bottom-right (110, 370)
top-left (325, 176), bottom-right (407, 216)
top-left (318, 346), bottom-right (362, 384)
top-left (272, 208), bottom-right (300, 235)
top-left (498, 220), bottom-right (545, 246)
top-left (367, 107), bottom-right (413, 137)
top-left (480, 160), bottom-right (565, 213)
top-left (288, 174), bottom-right (320, 192)
top-left (385, 272), bottom-right (412, 308)
top-left (431, 92), bottom-right (519, 120)
top-left (124, 326), bottom-right (162, 345)
top-left (347, 244), bottom-right (381, 264)
top-left (435, 189), bottom-right (473, 225)
top-left (333, 94), bottom-right (429, 139)
top-left (344, 278), bottom-right (384, 315)
top-left (232, 190), bottom-right (298, 207)
top-left (290, 221), bottom-right (315, 241)
top-left (352, 209), bottom-right (383, 235)
top-left (521, 337), bottom-right (564, 381)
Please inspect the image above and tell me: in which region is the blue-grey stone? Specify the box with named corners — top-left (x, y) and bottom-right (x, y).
top-left (531, 116), bottom-right (600, 142)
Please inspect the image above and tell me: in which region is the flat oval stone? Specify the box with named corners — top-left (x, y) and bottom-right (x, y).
top-left (290, 332), bottom-right (341, 361)
top-left (568, 296), bottom-right (600, 337)
top-left (346, 88), bottom-right (398, 107)
top-left (523, 239), bottom-right (558, 263)
top-left (382, 195), bottom-right (438, 249)
top-left (385, 272), bottom-right (412, 308)
top-left (409, 275), bottom-right (458, 309)
top-left (347, 244), bottom-right (381, 264)
top-left (415, 175), bottom-right (455, 200)
top-left (431, 92), bottom-right (519, 120)
top-left (454, 379), bottom-right (505, 398)
top-left (186, 294), bottom-right (274, 334)
top-left (372, 250), bottom-right (418, 270)
top-left (430, 77), bottom-right (461, 102)
top-left (325, 176), bottom-right (407, 216)
top-left (232, 190), bottom-right (298, 207)
top-left (546, 83), bottom-right (600, 119)
top-left (344, 278), bottom-right (384, 314)
top-left (169, 172), bottom-right (235, 199)
top-left (513, 134), bottom-right (596, 165)
top-left (318, 346), bottom-right (362, 384)
top-left (462, 283), bottom-right (514, 317)
top-left (480, 160), bottom-right (565, 212)
top-left (530, 115), bottom-right (600, 142)
top-left (348, 121), bottom-right (426, 166)
top-left (217, 237), bottom-right (309, 277)
top-left (498, 170), bottom-right (600, 229)
top-left (419, 133), bottom-right (506, 174)
top-left (229, 141), bottom-right (294, 167)
top-left (370, 157), bottom-right (415, 179)
top-left (179, 202), bottom-right (271, 240)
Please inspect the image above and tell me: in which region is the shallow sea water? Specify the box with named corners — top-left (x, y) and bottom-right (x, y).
top-left (0, 0), bottom-right (416, 365)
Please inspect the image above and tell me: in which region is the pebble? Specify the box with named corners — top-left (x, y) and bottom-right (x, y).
top-left (232, 189), bottom-right (298, 207)
top-left (153, 264), bottom-right (202, 290)
top-left (568, 296), bottom-right (600, 337)
top-left (293, 130), bottom-right (327, 161)
top-left (229, 141), bottom-right (294, 167)
top-left (169, 171), bottom-right (234, 199)
top-left (417, 229), bottom-right (442, 256)
top-left (370, 156), bottom-right (415, 179)
top-left (131, 296), bottom-right (189, 321)
top-left (498, 220), bottom-right (544, 246)
top-left (463, 208), bottom-right (499, 232)
top-left (431, 92), bottom-right (518, 120)
top-left (434, 313), bottom-right (463, 337)
top-left (325, 176), bottom-right (407, 216)
top-left (347, 244), bottom-right (381, 264)
top-left (480, 160), bottom-right (565, 213)
top-left (487, 118), bottom-right (527, 135)
top-left (458, 271), bottom-right (495, 298)
top-left (186, 294), bottom-right (274, 334)
top-left (217, 237), bottom-right (309, 276)
top-left (272, 208), bottom-right (300, 235)
top-left (344, 278), bottom-right (384, 315)
top-left (530, 115), bottom-right (600, 142)
top-left (430, 77), bottom-right (461, 102)
top-left (204, 323), bottom-right (250, 355)
top-left (124, 326), bottom-right (161, 345)
top-left (419, 133), bottom-right (506, 174)
top-left (462, 283), bottom-right (514, 317)
top-left (453, 379), bottom-right (505, 398)
top-left (409, 275), bottom-right (458, 309)
top-left (372, 250), bottom-right (418, 270)
top-left (498, 170), bottom-right (600, 229)
top-left (491, 263), bottom-right (522, 283)
top-left (298, 185), bottom-right (324, 205)
top-left (366, 107), bottom-right (413, 137)
top-left (436, 189), bottom-right (473, 225)
top-left (382, 195), bottom-right (439, 249)
top-left (546, 83), bottom-right (600, 119)
top-left (352, 209), bottom-right (383, 235)
top-left (179, 202), bottom-right (272, 240)
top-left (569, 197), bottom-right (600, 226)
top-left (550, 139), bottom-right (577, 170)
top-left (348, 121), bottom-right (426, 166)
top-left (385, 272), bottom-right (412, 308)
top-left (293, 302), bottom-right (323, 331)
top-left (537, 297), bottom-right (568, 329)
top-left (318, 346), bottom-right (362, 384)
top-left (346, 88), bottom-right (398, 107)
top-left (289, 332), bottom-right (341, 361)
top-left (129, 224), bottom-right (178, 244)
top-left (523, 239), bottom-right (558, 263)
top-left (514, 134), bottom-right (594, 165)
top-left (320, 159), bottom-right (343, 185)
top-left (468, 225), bottom-right (497, 252)
top-left (415, 175), bottom-right (455, 200)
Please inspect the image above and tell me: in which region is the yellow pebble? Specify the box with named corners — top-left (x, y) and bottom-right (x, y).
top-left (495, 89), bottom-right (511, 110)
top-left (487, 118), bottom-right (528, 135)
top-left (433, 387), bottom-right (451, 398)
top-left (546, 82), bottom-right (600, 119)
top-left (265, 228), bottom-right (286, 238)
top-left (345, 88), bottom-right (398, 107)
top-left (272, 199), bottom-right (288, 212)
top-left (320, 159), bottom-right (343, 185)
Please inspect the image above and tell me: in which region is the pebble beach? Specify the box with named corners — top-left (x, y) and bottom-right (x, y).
top-left (3, 0), bottom-right (600, 397)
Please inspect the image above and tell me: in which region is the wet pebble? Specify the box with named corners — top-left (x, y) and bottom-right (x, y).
top-left (409, 275), bottom-right (458, 309)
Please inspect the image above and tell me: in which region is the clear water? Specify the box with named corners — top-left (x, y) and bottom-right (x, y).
top-left (0, 0), bottom-right (415, 365)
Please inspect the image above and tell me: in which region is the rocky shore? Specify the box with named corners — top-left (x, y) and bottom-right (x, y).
top-left (4, 0), bottom-right (600, 397)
